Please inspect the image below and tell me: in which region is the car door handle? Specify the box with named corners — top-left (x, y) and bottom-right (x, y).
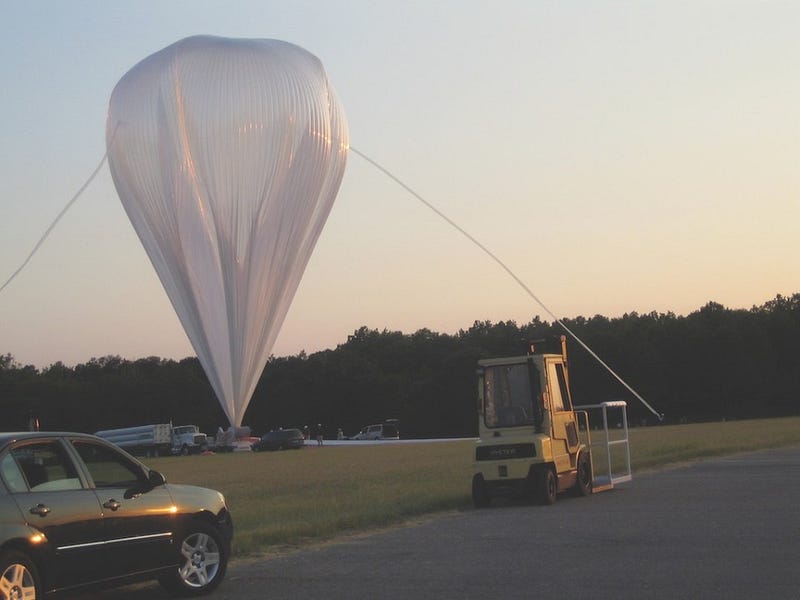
top-left (103, 499), bottom-right (121, 511)
top-left (29, 503), bottom-right (51, 517)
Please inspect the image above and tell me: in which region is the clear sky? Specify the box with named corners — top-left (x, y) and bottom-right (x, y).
top-left (1, 1), bottom-right (798, 369)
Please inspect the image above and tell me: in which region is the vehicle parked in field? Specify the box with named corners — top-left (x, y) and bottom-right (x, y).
top-left (0, 431), bottom-right (233, 598)
top-left (350, 422), bottom-right (400, 441)
top-left (251, 429), bottom-right (306, 451)
top-left (94, 423), bottom-right (207, 457)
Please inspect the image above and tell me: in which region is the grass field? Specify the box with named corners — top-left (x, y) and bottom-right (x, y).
top-left (146, 416), bottom-right (800, 557)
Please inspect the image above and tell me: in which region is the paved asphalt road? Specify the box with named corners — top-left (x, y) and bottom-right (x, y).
top-left (81, 446), bottom-right (800, 600)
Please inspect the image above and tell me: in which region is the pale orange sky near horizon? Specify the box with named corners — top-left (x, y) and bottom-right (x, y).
top-left (1, 1), bottom-right (798, 369)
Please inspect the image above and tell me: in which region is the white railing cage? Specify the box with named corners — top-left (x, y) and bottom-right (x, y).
top-left (574, 401), bottom-right (632, 491)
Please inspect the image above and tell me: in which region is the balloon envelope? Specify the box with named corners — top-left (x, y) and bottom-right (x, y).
top-left (106, 36), bottom-right (349, 426)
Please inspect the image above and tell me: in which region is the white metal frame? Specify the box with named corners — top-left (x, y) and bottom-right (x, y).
top-left (574, 400), bottom-right (632, 491)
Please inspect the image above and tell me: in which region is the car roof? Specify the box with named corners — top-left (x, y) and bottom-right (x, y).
top-left (0, 431), bottom-right (100, 450)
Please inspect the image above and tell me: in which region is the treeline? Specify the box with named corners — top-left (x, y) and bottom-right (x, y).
top-left (1, 294), bottom-right (798, 438)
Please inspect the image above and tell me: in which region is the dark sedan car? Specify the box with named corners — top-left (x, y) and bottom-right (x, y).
top-left (251, 429), bottom-right (305, 451)
top-left (0, 431), bottom-right (233, 598)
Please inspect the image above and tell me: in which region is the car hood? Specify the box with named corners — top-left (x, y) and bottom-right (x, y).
top-left (163, 483), bottom-right (228, 516)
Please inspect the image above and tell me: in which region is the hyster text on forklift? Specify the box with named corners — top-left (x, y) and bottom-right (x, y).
top-left (471, 335), bottom-right (631, 507)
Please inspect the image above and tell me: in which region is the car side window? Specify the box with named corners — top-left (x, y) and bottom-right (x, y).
top-left (0, 452), bottom-right (28, 493)
top-left (71, 441), bottom-right (144, 488)
top-left (8, 442), bottom-right (82, 492)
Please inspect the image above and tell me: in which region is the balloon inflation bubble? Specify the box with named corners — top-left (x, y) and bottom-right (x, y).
top-left (106, 36), bottom-right (349, 426)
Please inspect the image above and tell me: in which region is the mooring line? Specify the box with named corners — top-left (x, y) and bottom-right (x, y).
top-left (1, 124), bottom-right (121, 295)
top-left (0, 135), bottom-right (662, 420)
top-left (351, 146), bottom-right (662, 420)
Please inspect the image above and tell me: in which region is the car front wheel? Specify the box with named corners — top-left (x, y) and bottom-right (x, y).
top-left (159, 523), bottom-right (228, 597)
top-left (0, 551), bottom-right (41, 600)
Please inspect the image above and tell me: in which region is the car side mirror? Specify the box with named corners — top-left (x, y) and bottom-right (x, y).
top-left (124, 469), bottom-right (166, 499)
top-left (148, 470), bottom-right (166, 487)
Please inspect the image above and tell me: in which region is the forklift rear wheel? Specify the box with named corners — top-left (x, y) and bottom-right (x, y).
top-left (574, 452), bottom-right (593, 497)
top-left (472, 474), bottom-right (491, 508)
top-left (538, 467), bottom-right (557, 505)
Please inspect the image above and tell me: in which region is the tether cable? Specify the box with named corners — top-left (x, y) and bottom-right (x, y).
top-left (351, 146), bottom-right (663, 420)
top-left (0, 134), bottom-right (662, 420)
top-left (0, 124), bottom-right (120, 295)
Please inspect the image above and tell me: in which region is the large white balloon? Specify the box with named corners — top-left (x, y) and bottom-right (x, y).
top-left (106, 36), bottom-right (349, 426)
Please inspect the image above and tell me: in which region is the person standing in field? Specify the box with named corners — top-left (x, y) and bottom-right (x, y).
top-left (316, 424), bottom-right (324, 446)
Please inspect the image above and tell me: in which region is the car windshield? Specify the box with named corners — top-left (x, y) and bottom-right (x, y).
top-left (483, 363), bottom-right (538, 428)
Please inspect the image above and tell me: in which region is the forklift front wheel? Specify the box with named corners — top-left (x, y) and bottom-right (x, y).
top-left (538, 467), bottom-right (557, 505)
top-left (472, 473), bottom-right (491, 508)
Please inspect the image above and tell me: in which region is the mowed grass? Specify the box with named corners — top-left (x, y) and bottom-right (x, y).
top-left (147, 442), bottom-right (472, 557)
top-left (629, 416), bottom-right (800, 470)
top-left (146, 416), bottom-right (800, 557)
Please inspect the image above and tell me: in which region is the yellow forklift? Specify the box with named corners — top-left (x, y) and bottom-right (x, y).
top-left (471, 336), bottom-right (631, 507)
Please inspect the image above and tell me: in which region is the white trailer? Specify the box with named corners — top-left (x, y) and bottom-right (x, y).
top-left (95, 423), bottom-right (207, 457)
